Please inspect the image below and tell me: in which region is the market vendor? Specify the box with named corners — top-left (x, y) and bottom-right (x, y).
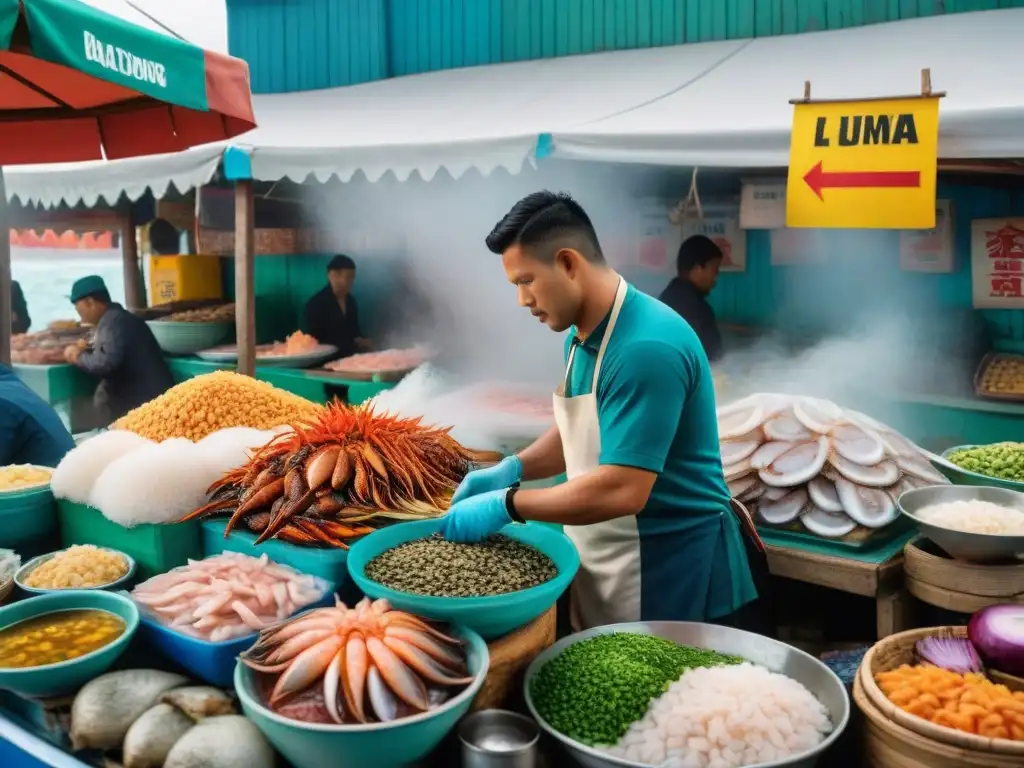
top-left (301, 254), bottom-right (372, 359)
top-left (11, 280), bottom-right (30, 334)
top-left (441, 191), bottom-right (761, 630)
top-left (63, 275), bottom-right (173, 423)
top-left (0, 363), bottom-right (75, 466)
top-left (658, 235), bottom-right (724, 363)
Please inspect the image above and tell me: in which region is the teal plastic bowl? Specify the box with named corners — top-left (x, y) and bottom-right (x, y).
top-left (15, 547), bottom-right (137, 595)
top-left (234, 626), bottom-right (488, 768)
top-left (0, 590), bottom-right (139, 697)
top-left (938, 445), bottom-right (1024, 492)
top-left (347, 520), bottom-right (579, 640)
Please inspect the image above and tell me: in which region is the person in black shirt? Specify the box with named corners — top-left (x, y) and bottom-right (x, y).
top-left (64, 275), bottom-right (174, 423)
top-left (301, 254), bottom-right (371, 360)
top-left (11, 280), bottom-right (30, 334)
top-left (658, 235), bottom-right (724, 363)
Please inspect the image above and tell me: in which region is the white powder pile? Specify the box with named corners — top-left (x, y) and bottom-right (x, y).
top-left (600, 663), bottom-right (831, 768)
top-left (916, 499), bottom-right (1024, 536)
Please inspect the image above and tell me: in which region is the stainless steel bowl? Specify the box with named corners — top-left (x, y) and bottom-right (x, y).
top-left (523, 622), bottom-right (850, 768)
top-left (898, 484), bottom-right (1024, 562)
top-left (459, 709), bottom-right (539, 768)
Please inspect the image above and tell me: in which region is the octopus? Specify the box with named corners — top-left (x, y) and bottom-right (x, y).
top-left (719, 393), bottom-right (949, 538)
top-left (241, 597), bottom-right (473, 724)
top-left (182, 402), bottom-right (502, 548)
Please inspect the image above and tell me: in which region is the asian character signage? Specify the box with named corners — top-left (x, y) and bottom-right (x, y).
top-left (971, 218), bottom-right (1024, 309)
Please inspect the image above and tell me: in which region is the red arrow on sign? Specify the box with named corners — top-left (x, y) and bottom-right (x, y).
top-left (803, 161), bottom-right (921, 201)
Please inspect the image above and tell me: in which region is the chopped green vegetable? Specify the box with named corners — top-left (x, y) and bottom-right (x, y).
top-left (530, 632), bottom-right (743, 746)
top-left (948, 443), bottom-right (1024, 483)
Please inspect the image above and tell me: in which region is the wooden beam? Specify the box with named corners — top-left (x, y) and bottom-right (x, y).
top-left (0, 170), bottom-right (11, 366)
top-left (120, 209), bottom-right (143, 310)
top-left (234, 180), bottom-right (256, 377)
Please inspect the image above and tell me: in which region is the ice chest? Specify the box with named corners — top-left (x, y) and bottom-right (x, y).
top-left (148, 254), bottom-right (223, 305)
top-left (57, 500), bottom-right (202, 579)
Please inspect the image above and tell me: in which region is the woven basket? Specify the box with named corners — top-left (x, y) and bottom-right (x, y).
top-left (854, 673), bottom-right (1023, 768)
top-left (472, 606), bottom-right (555, 712)
top-left (859, 626), bottom-right (1024, 757)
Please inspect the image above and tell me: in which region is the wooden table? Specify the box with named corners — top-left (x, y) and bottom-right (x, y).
top-left (764, 543), bottom-right (912, 640)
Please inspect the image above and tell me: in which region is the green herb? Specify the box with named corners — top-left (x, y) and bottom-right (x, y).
top-left (530, 633), bottom-right (743, 746)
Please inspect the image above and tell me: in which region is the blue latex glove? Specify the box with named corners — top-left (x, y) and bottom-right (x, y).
top-left (440, 489), bottom-right (512, 543)
top-left (451, 455), bottom-right (522, 505)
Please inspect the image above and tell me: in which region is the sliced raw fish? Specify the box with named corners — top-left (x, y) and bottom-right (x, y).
top-left (793, 397), bottom-right (846, 434)
top-left (718, 400), bottom-right (765, 440)
top-left (895, 451), bottom-right (947, 484)
top-left (122, 704), bottom-right (194, 768)
top-left (759, 437), bottom-right (829, 488)
top-left (807, 476), bottom-right (844, 514)
top-left (723, 456), bottom-right (754, 481)
top-left (763, 410), bottom-right (813, 442)
top-left (762, 486), bottom-right (790, 501)
top-left (829, 454), bottom-right (900, 487)
top-left (739, 480), bottom-right (767, 503)
top-left (834, 477), bottom-right (899, 528)
top-left (758, 488), bottom-right (808, 525)
top-left (800, 506), bottom-right (857, 538)
top-left (727, 474), bottom-right (758, 499)
top-left (831, 424), bottom-right (886, 466)
top-left (720, 430), bottom-right (764, 465)
top-left (751, 441), bottom-right (795, 470)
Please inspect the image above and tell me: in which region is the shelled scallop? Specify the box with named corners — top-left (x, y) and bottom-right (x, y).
top-left (719, 394), bottom-right (948, 539)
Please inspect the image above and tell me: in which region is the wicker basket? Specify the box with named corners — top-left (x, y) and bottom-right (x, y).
top-left (854, 673), bottom-right (1022, 767)
top-left (904, 537), bottom-right (1024, 613)
top-left (858, 626), bottom-right (1024, 757)
top-left (472, 606), bottom-right (555, 712)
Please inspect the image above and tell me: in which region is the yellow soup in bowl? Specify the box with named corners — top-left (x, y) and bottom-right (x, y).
top-left (0, 609), bottom-right (126, 668)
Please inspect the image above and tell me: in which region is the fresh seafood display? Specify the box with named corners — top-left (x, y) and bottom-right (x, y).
top-left (182, 403), bottom-right (501, 548)
top-left (264, 330), bottom-right (320, 357)
top-left (365, 534), bottom-right (558, 597)
top-left (130, 553), bottom-right (330, 642)
top-left (22, 545), bottom-right (129, 589)
top-left (241, 596), bottom-right (473, 724)
top-left (323, 346), bottom-right (432, 375)
top-left (11, 326), bottom-right (91, 364)
top-left (162, 303), bottom-right (235, 323)
top-left (719, 394), bottom-right (948, 538)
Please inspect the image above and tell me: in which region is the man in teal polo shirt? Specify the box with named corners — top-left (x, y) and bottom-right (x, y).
top-left (441, 191), bottom-right (760, 629)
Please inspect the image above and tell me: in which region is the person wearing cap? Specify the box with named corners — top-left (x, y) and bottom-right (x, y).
top-left (0, 363), bottom-right (74, 466)
top-left (63, 275), bottom-right (173, 423)
top-left (11, 280), bottom-right (30, 334)
top-left (301, 254), bottom-right (372, 360)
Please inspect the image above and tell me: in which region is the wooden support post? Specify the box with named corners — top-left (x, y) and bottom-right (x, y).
top-left (234, 180), bottom-right (256, 377)
top-left (0, 169), bottom-right (11, 366)
top-left (120, 209), bottom-right (143, 310)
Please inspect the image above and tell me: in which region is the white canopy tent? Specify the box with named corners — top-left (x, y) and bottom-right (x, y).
top-left (551, 8), bottom-right (1024, 167)
top-left (237, 39), bottom-right (746, 184)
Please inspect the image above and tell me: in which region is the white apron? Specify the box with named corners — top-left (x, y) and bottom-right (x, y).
top-left (553, 279), bottom-right (641, 631)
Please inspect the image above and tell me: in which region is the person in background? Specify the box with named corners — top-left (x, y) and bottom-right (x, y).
top-left (658, 235), bottom-right (724, 363)
top-left (440, 191), bottom-right (760, 631)
top-left (11, 280), bottom-right (30, 334)
top-left (148, 218), bottom-right (181, 255)
top-left (0, 363), bottom-right (74, 466)
top-left (301, 254), bottom-right (371, 360)
top-left (63, 276), bottom-right (173, 424)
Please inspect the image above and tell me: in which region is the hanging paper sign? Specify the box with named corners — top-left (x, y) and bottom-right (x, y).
top-left (971, 218), bottom-right (1024, 309)
top-left (740, 180), bottom-right (787, 230)
top-left (770, 228), bottom-right (827, 265)
top-left (681, 211), bottom-right (746, 273)
top-left (900, 200), bottom-right (954, 273)
top-left (637, 201), bottom-right (670, 271)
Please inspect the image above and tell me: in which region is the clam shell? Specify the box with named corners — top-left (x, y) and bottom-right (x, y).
top-left (800, 506), bottom-right (857, 538)
top-left (758, 487), bottom-right (808, 525)
top-left (720, 429), bottom-right (764, 466)
top-left (718, 400), bottom-right (766, 440)
top-left (763, 409), bottom-right (813, 442)
top-left (759, 436), bottom-right (829, 488)
top-left (762, 486), bottom-right (790, 501)
top-left (750, 441), bottom-right (795, 470)
top-left (807, 475), bottom-right (844, 514)
top-left (793, 397), bottom-right (846, 434)
top-left (739, 480), bottom-right (767, 503)
top-left (834, 476), bottom-right (899, 528)
top-left (829, 453), bottom-right (900, 487)
top-left (894, 451), bottom-right (947, 485)
top-left (831, 424), bottom-right (886, 466)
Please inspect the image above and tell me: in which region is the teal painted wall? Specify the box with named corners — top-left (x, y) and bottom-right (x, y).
top-left (227, 0), bottom-right (1024, 91)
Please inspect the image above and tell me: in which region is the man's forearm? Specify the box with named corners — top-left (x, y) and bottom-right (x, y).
top-left (516, 425), bottom-right (566, 482)
top-left (514, 467), bottom-right (645, 526)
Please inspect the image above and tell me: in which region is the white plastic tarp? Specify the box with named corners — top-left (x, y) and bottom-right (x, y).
top-left (239, 40), bottom-right (745, 184)
top-left (3, 145), bottom-right (225, 208)
top-left (552, 9), bottom-right (1024, 167)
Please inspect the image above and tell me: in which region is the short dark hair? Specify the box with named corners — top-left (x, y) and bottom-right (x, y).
top-left (82, 289), bottom-right (112, 305)
top-left (485, 191), bottom-right (604, 263)
top-left (328, 254), bottom-right (356, 272)
top-left (677, 235), bottom-right (723, 274)
top-left (148, 218), bottom-right (180, 255)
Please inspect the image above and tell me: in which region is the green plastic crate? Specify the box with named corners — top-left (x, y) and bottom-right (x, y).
top-left (57, 500), bottom-right (202, 579)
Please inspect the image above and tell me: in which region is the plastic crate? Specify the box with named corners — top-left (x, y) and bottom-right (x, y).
top-left (57, 500), bottom-right (201, 579)
top-left (148, 254), bottom-right (223, 305)
top-left (0, 486), bottom-right (59, 553)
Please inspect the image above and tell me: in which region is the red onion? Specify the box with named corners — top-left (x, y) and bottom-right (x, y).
top-left (915, 634), bottom-right (984, 674)
top-left (968, 604), bottom-right (1024, 676)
